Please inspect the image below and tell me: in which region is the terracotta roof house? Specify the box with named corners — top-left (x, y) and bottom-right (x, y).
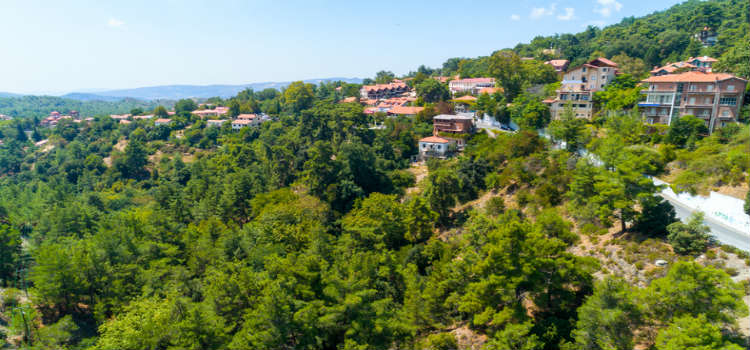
top-left (339, 96), bottom-right (358, 103)
top-left (547, 57), bottom-right (619, 119)
top-left (453, 95), bottom-right (478, 102)
top-left (418, 136), bottom-right (455, 160)
top-left (231, 119), bottom-right (254, 130)
top-left (387, 106), bottom-right (424, 117)
top-left (639, 71), bottom-right (747, 132)
top-left (359, 82), bottom-right (409, 99)
top-left (545, 59), bottom-right (570, 72)
top-left (478, 87), bottom-right (503, 95)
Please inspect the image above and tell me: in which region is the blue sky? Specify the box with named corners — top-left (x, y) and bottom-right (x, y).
top-left (0, 0), bottom-right (682, 94)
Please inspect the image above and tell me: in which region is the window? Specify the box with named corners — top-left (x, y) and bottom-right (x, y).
top-left (719, 97), bottom-right (737, 105)
top-left (689, 97), bottom-right (695, 105)
top-left (721, 110), bottom-right (729, 117)
top-left (582, 67), bottom-right (587, 72)
top-left (727, 85), bottom-right (735, 91)
top-left (591, 75), bottom-right (597, 81)
top-left (705, 97), bottom-right (712, 104)
top-left (603, 68), bottom-right (608, 72)
top-left (602, 75), bottom-right (606, 80)
top-left (689, 85), bottom-right (697, 91)
top-left (706, 84), bottom-right (714, 92)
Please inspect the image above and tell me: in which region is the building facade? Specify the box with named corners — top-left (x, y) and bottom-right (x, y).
top-left (418, 136), bottom-right (455, 159)
top-left (547, 57), bottom-right (619, 119)
top-left (359, 82), bottom-right (409, 100)
top-left (449, 78), bottom-right (495, 95)
top-left (639, 71), bottom-right (747, 132)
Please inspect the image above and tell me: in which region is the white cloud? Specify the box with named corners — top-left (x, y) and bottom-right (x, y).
top-left (594, 0), bottom-right (622, 17)
top-left (530, 3), bottom-right (556, 19)
top-left (510, 14), bottom-right (521, 21)
top-left (557, 7), bottom-right (575, 20)
top-left (107, 18), bottom-right (125, 28)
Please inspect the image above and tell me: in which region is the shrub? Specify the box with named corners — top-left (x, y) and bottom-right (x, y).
top-left (667, 212), bottom-right (711, 255)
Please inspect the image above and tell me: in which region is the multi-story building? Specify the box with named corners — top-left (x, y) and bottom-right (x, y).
top-left (432, 114), bottom-right (474, 148)
top-left (639, 71), bottom-right (747, 132)
top-left (359, 82), bottom-right (409, 100)
top-left (546, 57), bottom-right (619, 119)
top-left (449, 78), bottom-right (495, 95)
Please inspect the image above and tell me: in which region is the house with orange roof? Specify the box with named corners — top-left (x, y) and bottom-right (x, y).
top-left (387, 106), bottom-right (424, 117)
top-left (478, 87), bottom-right (503, 95)
top-left (418, 136), bottom-right (455, 160)
top-left (546, 57), bottom-right (619, 119)
top-left (231, 119), bottom-right (254, 130)
top-left (639, 71), bottom-right (746, 132)
top-left (545, 59), bottom-right (569, 75)
top-left (359, 82), bottom-right (409, 99)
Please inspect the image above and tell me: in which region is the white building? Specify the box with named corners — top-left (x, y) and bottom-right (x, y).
top-left (449, 78), bottom-right (495, 95)
top-left (206, 119), bottom-right (226, 127)
top-left (418, 136), bottom-right (455, 159)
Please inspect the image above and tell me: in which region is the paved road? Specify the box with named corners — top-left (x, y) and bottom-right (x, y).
top-left (659, 192), bottom-right (750, 252)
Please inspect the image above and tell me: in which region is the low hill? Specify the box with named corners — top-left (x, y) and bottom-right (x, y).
top-left (0, 95), bottom-right (171, 119)
top-left (68, 77), bottom-right (363, 100)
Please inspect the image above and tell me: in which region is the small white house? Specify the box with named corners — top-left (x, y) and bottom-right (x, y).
top-left (154, 118), bottom-right (172, 126)
top-left (231, 119), bottom-right (253, 130)
top-left (206, 119), bottom-right (226, 127)
top-left (418, 136), bottom-right (455, 159)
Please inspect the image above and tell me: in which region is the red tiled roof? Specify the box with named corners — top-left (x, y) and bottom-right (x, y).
top-left (453, 95), bottom-right (478, 102)
top-left (642, 71), bottom-right (743, 83)
top-left (361, 82), bottom-right (408, 92)
top-left (451, 77), bottom-right (495, 84)
top-left (232, 119), bottom-right (253, 125)
top-left (542, 98), bottom-right (557, 104)
top-left (340, 96), bottom-right (358, 103)
top-left (419, 136), bottom-right (450, 144)
top-left (546, 59), bottom-right (569, 67)
top-left (155, 118), bottom-right (172, 123)
top-left (478, 87), bottom-right (503, 95)
top-left (236, 114), bottom-right (257, 120)
top-left (592, 57), bottom-right (618, 67)
top-left (388, 106), bottom-right (424, 115)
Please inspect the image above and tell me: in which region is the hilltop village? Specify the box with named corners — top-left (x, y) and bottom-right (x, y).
top-left (0, 0), bottom-right (748, 349)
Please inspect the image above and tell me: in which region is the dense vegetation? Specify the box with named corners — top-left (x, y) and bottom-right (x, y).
top-left (0, 0), bottom-right (747, 349)
top-left (420, 0), bottom-right (749, 80)
top-left (0, 96), bottom-right (169, 119)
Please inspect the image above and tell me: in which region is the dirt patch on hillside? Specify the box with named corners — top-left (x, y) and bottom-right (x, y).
top-left (406, 163), bottom-right (428, 195)
top-left (113, 139), bottom-right (128, 152)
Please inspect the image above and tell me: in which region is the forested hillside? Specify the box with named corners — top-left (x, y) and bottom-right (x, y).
top-left (0, 96), bottom-right (170, 119)
top-left (433, 0), bottom-right (749, 79)
top-left (0, 0), bottom-right (747, 349)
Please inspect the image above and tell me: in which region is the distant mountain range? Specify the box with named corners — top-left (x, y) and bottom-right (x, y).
top-left (57, 77), bottom-right (363, 101)
top-left (0, 77), bottom-right (363, 102)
